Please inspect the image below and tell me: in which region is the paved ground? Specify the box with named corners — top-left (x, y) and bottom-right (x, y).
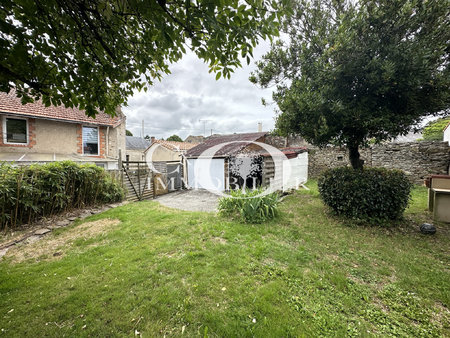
top-left (155, 189), bottom-right (220, 212)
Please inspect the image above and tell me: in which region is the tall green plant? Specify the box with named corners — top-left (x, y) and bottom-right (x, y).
top-left (0, 161), bottom-right (124, 229)
top-left (218, 188), bottom-right (280, 224)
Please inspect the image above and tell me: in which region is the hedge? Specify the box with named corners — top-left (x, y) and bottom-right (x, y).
top-left (0, 161), bottom-right (124, 229)
top-left (318, 167), bottom-right (412, 222)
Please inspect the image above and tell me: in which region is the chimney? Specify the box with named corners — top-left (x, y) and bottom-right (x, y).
top-left (257, 122), bottom-right (262, 132)
top-left (151, 136), bottom-right (155, 144)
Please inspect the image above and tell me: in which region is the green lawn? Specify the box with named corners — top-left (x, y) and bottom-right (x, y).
top-left (0, 183), bottom-right (449, 337)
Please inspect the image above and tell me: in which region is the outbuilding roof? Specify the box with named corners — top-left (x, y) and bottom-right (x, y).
top-left (126, 136), bottom-right (150, 150)
top-left (185, 132), bottom-right (267, 158)
top-left (0, 91), bottom-right (123, 127)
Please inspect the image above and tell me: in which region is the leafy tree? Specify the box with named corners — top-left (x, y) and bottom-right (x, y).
top-left (126, 130), bottom-right (133, 136)
top-left (166, 134), bottom-right (183, 142)
top-left (422, 117), bottom-right (450, 141)
top-left (1, 0), bottom-right (287, 117)
top-left (251, 0), bottom-right (449, 169)
top-left (144, 135), bottom-right (151, 141)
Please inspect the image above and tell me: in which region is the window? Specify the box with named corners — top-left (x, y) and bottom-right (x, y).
top-left (82, 126), bottom-right (99, 155)
top-left (4, 117), bottom-right (28, 144)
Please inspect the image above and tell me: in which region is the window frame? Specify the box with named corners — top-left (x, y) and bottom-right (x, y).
top-left (82, 125), bottom-right (100, 156)
top-left (2, 115), bottom-right (29, 145)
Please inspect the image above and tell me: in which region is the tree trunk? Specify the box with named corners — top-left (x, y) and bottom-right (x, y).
top-left (348, 143), bottom-right (364, 170)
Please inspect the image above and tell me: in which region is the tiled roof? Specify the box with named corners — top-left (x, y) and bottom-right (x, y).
top-left (126, 136), bottom-right (150, 150)
top-left (261, 147), bottom-right (308, 159)
top-left (149, 139), bottom-right (199, 152)
top-left (0, 91), bottom-right (123, 127)
top-left (185, 132), bottom-right (267, 157)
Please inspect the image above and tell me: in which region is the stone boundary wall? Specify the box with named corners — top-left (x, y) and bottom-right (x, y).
top-left (309, 141), bottom-right (450, 184)
top-left (265, 135), bottom-right (309, 148)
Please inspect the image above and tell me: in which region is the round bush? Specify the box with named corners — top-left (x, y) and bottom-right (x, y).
top-left (318, 167), bottom-right (412, 221)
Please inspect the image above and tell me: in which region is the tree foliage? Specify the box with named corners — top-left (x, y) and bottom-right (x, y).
top-left (166, 134), bottom-right (183, 142)
top-left (422, 117), bottom-right (450, 141)
top-left (126, 129), bottom-right (133, 136)
top-left (251, 0), bottom-right (450, 169)
top-left (1, 0), bottom-right (286, 117)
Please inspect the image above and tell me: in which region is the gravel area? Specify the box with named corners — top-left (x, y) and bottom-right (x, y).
top-left (155, 189), bottom-right (220, 212)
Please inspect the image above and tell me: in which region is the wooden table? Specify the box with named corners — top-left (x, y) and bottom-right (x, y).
top-left (431, 188), bottom-right (450, 223)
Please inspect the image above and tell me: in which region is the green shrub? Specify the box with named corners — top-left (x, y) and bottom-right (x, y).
top-left (0, 161), bottom-right (124, 229)
top-left (318, 167), bottom-right (412, 222)
top-left (218, 188), bottom-right (280, 223)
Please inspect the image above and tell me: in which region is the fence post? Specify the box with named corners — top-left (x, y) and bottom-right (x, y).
top-left (137, 161), bottom-right (141, 199)
top-left (118, 149), bottom-right (124, 187)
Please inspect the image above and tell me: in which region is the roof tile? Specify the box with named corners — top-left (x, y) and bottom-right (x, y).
top-left (0, 91), bottom-right (122, 127)
top-left (185, 132), bottom-right (267, 157)
top-left (150, 139), bottom-right (199, 152)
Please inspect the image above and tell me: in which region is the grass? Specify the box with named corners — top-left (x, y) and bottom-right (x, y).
top-left (0, 182), bottom-right (449, 337)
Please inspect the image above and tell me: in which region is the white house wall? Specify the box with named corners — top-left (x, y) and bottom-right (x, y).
top-left (444, 127), bottom-right (450, 145)
top-left (283, 152), bottom-right (308, 191)
top-left (187, 158), bottom-right (225, 191)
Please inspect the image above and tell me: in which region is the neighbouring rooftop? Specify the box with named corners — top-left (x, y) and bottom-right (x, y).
top-left (185, 132), bottom-right (267, 158)
top-left (0, 91), bottom-right (123, 127)
top-left (148, 139), bottom-right (199, 152)
top-left (126, 136), bottom-right (150, 150)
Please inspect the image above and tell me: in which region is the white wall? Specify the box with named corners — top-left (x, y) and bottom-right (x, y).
top-left (444, 126), bottom-right (450, 145)
top-left (283, 152), bottom-right (308, 191)
top-left (187, 158), bottom-right (225, 191)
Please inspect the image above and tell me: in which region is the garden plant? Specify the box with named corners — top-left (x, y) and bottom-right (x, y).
top-left (218, 188), bottom-right (280, 223)
top-left (0, 161), bottom-right (124, 229)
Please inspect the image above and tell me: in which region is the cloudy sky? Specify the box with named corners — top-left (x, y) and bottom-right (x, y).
top-left (122, 41), bottom-right (276, 140)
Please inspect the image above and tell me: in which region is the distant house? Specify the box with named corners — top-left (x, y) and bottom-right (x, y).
top-left (145, 139), bottom-right (199, 187)
top-left (145, 139), bottom-right (199, 163)
top-left (444, 122), bottom-right (450, 145)
top-left (184, 135), bottom-right (204, 144)
top-left (126, 136), bottom-right (150, 161)
top-left (0, 91), bottom-right (126, 169)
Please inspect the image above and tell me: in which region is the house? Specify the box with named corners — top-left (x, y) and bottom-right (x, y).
top-left (145, 139), bottom-right (199, 188)
top-left (184, 132), bottom-right (308, 191)
top-left (184, 135), bottom-right (204, 144)
top-left (444, 122), bottom-right (450, 145)
top-left (0, 91), bottom-right (126, 169)
top-left (126, 136), bottom-right (150, 161)
top-left (145, 139), bottom-right (199, 162)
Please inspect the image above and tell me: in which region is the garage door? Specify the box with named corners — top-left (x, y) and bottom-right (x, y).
top-left (187, 158), bottom-right (225, 191)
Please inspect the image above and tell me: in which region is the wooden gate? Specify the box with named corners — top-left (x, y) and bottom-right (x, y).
top-left (167, 163), bottom-right (182, 191)
top-left (122, 161), bottom-right (153, 202)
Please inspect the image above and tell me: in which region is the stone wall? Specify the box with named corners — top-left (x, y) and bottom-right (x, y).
top-left (308, 146), bottom-right (372, 178)
top-left (265, 135), bottom-right (309, 149)
top-left (309, 142), bottom-right (450, 184)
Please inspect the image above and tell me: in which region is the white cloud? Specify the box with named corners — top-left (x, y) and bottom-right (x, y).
top-left (123, 41), bottom-right (275, 140)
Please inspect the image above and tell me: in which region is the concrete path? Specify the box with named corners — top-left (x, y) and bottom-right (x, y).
top-left (155, 189), bottom-right (220, 212)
